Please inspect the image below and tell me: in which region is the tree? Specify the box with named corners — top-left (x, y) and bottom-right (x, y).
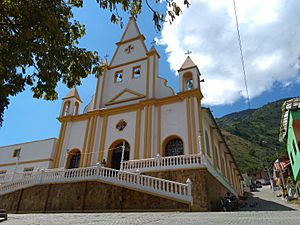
top-left (0, 0), bottom-right (189, 126)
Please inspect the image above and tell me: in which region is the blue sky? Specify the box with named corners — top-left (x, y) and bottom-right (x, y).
top-left (0, 0), bottom-right (299, 146)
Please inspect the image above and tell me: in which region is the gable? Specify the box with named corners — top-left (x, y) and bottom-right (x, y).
top-left (106, 88), bottom-right (145, 106)
top-left (109, 18), bottom-right (148, 68)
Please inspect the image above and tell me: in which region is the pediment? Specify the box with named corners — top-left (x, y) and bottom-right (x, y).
top-left (109, 17), bottom-right (148, 68)
top-left (106, 88), bottom-right (145, 106)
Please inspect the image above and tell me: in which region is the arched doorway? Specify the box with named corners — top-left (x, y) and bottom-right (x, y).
top-left (66, 149), bottom-right (81, 169)
top-left (163, 136), bottom-right (184, 157)
top-left (108, 140), bottom-right (130, 170)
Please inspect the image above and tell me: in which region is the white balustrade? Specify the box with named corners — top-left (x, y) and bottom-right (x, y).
top-left (122, 154), bottom-right (205, 172)
top-left (0, 166), bottom-right (193, 204)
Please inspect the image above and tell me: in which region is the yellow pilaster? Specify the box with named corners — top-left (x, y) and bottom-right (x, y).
top-left (219, 142), bottom-right (225, 176)
top-left (197, 100), bottom-right (205, 154)
top-left (134, 109), bottom-right (141, 159)
top-left (53, 121), bottom-right (67, 168)
top-left (143, 105), bottom-right (149, 158)
top-left (80, 118), bottom-right (91, 167)
top-left (86, 116), bottom-right (97, 167)
top-left (210, 127), bottom-right (217, 168)
top-left (191, 97), bottom-right (197, 155)
top-left (98, 115), bottom-right (108, 162)
top-left (157, 105), bottom-right (161, 156)
top-left (147, 104), bottom-right (153, 158)
top-left (186, 97), bottom-right (193, 154)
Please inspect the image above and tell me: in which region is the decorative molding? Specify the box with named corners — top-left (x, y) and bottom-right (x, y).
top-left (106, 88), bottom-right (145, 106)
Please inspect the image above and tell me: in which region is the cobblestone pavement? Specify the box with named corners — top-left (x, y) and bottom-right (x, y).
top-left (2, 186), bottom-right (300, 225)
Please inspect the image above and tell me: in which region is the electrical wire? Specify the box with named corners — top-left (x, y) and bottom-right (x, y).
top-left (232, 0), bottom-right (251, 109)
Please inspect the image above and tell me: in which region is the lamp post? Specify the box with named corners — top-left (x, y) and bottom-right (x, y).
top-left (120, 141), bottom-right (126, 171)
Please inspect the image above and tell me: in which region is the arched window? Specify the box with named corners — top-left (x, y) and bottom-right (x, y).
top-left (186, 79), bottom-right (193, 90)
top-left (74, 102), bottom-right (79, 115)
top-left (205, 131), bottom-right (211, 157)
top-left (67, 149), bottom-right (81, 169)
top-left (63, 101), bottom-right (70, 116)
top-left (164, 137), bottom-right (184, 157)
top-left (182, 72), bottom-right (194, 91)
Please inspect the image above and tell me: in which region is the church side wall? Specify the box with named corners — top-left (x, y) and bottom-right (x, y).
top-left (0, 138), bottom-right (57, 173)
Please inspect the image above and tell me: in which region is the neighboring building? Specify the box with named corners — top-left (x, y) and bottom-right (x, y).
top-left (279, 98), bottom-right (300, 194)
top-left (0, 138), bottom-right (57, 180)
top-left (0, 18), bottom-right (243, 212)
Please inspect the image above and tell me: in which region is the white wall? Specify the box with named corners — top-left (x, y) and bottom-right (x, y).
top-left (0, 138), bottom-right (57, 173)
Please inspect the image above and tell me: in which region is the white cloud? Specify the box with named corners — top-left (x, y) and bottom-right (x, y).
top-left (159, 0), bottom-right (300, 105)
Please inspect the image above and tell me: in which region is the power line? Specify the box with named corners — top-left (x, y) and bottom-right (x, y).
top-left (232, 0), bottom-right (251, 109)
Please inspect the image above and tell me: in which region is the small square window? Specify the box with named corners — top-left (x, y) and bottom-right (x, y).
top-left (114, 71), bottom-right (123, 83)
top-left (132, 66), bottom-right (141, 79)
top-left (12, 148), bottom-right (21, 158)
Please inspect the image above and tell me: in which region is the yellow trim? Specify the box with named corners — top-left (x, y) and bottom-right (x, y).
top-left (146, 57), bottom-right (150, 97)
top-left (98, 115), bottom-right (108, 162)
top-left (54, 122), bottom-right (67, 168)
top-left (134, 109), bottom-right (141, 159)
top-left (116, 34), bottom-right (145, 46)
top-left (210, 127), bottom-right (217, 168)
top-left (185, 97), bottom-right (193, 154)
top-left (106, 88), bottom-right (145, 106)
top-left (143, 105), bottom-right (149, 158)
top-left (191, 97), bottom-right (197, 154)
top-left (152, 56), bottom-right (156, 98)
top-left (87, 116), bottom-right (98, 167)
top-left (0, 158), bottom-right (53, 167)
top-left (132, 65), bottom-right (141, 79)
top-left (146, 49), bottom-right (161, 58)
top-left (197, 100), bottom-right (205, 154)
top-left (85, 116), bottom-right (94, 167)
top-left (109, 57), bottom-right (148, 70)
top-left (58, 90), bottom-right (203, 123)
top-left (147, 104), bottom-right (153, 158)
top-left (93, 77), bottom-right (101, 109)
top-left (219, 142), bottom-right (225, 176)
top-left (80, 118), bottom-right (91, 167)
top-left (99, 70), bottom-right (106, 107)
top-left (53, 123), bottom-right (64, 168)
top-left (157, 105), bottom-right (161, 156)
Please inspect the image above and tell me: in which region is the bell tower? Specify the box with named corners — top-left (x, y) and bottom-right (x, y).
top-left (178, 56), bottom-right (202, 92)
top-left (60, 87), bottom-right (82, 117)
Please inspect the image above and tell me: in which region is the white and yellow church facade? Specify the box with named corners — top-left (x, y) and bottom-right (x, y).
top-left (0, 18), bottom-right (243, 212)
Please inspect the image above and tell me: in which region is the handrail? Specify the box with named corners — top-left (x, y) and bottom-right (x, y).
top-left (0, 166), bottom-right (192, 204)
top-left (122, 153), bottom-right (204, 172)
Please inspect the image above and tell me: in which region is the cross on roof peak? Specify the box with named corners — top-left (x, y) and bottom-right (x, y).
top-left (185, 50), bottom-right (192, 55)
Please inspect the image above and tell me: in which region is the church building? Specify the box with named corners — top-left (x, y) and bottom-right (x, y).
top-left (0, 18), bottom-right (243, 212)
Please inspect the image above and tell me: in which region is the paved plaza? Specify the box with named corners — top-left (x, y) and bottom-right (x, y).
top-left (1, 186), bottom-right (300, 225)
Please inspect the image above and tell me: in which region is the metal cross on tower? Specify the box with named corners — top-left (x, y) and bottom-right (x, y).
top-left (185, 50), bottom-right (192, 55)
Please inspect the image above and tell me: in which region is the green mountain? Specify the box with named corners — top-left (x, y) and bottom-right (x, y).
top-left (216, 98), bottom-right (290, 173)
